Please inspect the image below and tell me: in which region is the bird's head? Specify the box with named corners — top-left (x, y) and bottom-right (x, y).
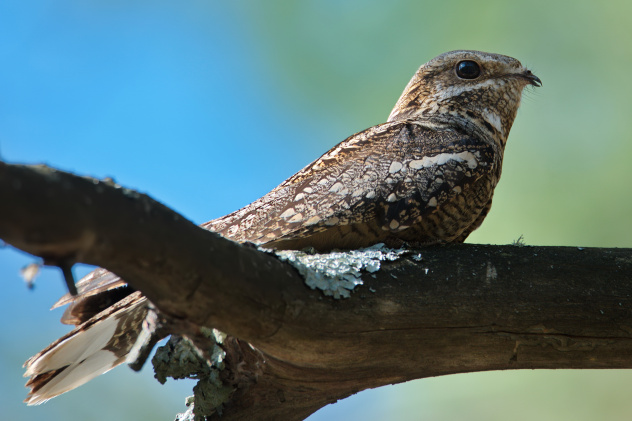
top-left (388, 50), bottom-right (541, 146)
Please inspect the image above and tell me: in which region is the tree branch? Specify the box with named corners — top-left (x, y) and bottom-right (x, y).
top-left (2, 161), bottom-right (632, 420)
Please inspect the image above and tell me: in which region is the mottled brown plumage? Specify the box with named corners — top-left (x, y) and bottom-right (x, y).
top-left (24, 50), bottom-right (540, 404)
top-left (203, 50), bottom-right (540, 250)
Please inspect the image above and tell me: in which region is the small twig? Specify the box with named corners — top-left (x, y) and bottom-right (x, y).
top-left (58, 260), bottom-right (78, 296)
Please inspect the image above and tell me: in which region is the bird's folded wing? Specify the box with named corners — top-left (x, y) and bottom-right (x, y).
top-left (204, 120), bottom-right (495, 250)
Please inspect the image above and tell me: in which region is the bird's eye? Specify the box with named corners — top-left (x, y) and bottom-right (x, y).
top-left (456, 60), bottom-right (481, 79)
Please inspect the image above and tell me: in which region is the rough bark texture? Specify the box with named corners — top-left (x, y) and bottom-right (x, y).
top-left (2, 161), bottom-right (632, 420)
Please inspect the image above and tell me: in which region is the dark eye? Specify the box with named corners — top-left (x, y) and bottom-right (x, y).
top-left (456, 60), bottom-right (481, 79)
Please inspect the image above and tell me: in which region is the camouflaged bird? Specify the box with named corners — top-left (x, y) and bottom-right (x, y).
top-left (24, 50), bottom-right (541, 404)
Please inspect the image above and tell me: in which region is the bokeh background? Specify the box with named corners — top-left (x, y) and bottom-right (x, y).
top-left (2, 1), bottom-right (632, 420)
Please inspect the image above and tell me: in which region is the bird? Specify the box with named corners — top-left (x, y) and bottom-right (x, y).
top-left (23, 50), bottom-right (541, 404)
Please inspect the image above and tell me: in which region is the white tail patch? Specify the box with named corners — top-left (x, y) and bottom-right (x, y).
top-left (26, 350), bottom-right (119, 405)
top-left (24, 292), bottom-right (147, 405)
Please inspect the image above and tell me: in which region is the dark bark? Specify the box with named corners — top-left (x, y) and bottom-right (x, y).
top-left (2, 161), bottom-right (632, 420)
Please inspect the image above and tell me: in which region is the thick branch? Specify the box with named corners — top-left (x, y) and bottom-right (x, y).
top-left (2, 161), bottom-right (632, 420)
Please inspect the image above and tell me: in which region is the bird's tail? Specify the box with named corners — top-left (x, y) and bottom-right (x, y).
top-left (24, 291), bottom-right (148, 405)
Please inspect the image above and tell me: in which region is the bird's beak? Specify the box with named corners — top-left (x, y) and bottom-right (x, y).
top-left (522, 70), bottom-right (542, 87)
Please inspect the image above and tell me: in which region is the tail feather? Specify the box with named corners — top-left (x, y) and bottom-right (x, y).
top-left (24, 291), bottom-right (147, 405)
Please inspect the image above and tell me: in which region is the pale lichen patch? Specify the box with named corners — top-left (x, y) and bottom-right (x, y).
top-left (486, 261), bottom-right (498, 282)
top-left (273, 244), bottom-right (407, 298)
top-left (157, 329), bottom-right (232, 420)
